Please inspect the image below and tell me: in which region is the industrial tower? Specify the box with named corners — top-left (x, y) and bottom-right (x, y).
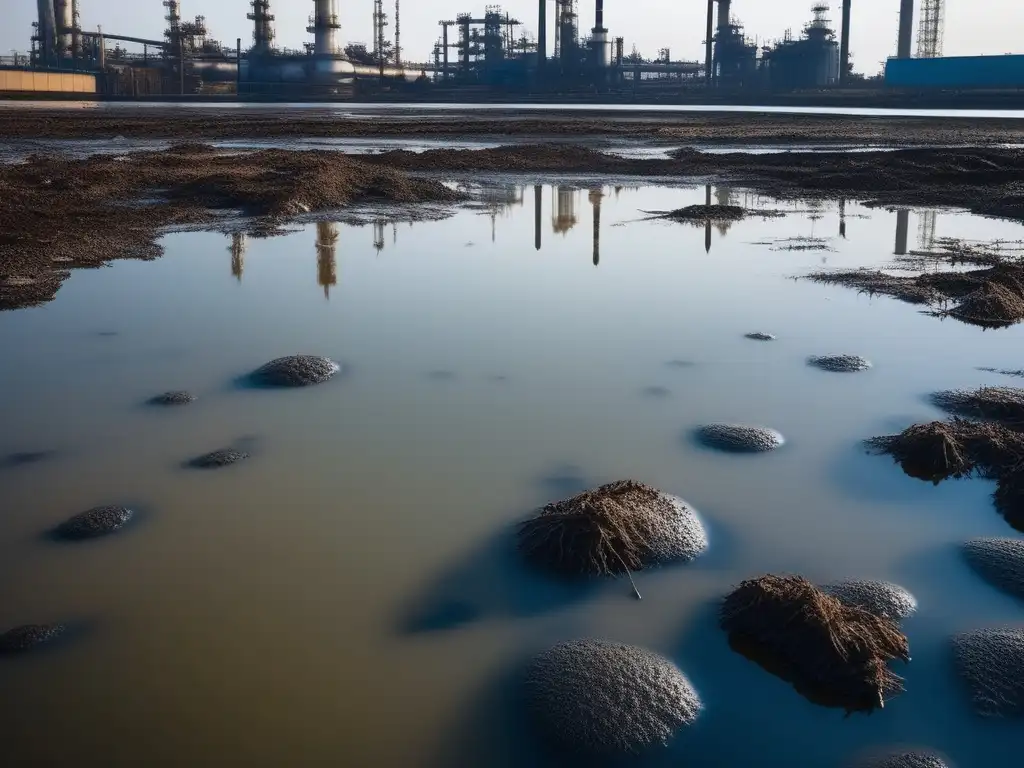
top-left (916, 0), bottom-right (945, 59)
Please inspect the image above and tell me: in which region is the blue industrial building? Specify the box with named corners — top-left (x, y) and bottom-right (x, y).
top-left (885, 54), bottom-right (1024, 89)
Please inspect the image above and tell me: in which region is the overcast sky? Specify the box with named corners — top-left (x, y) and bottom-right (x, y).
top-left (5, 1), bottom-right (1021, 76)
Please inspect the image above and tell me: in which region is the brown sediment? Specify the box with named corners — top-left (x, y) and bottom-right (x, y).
top-left (720, 574), bottom-right (910, 713)
top-left (644, 204), bottom-right (747, 223)
top-left (0, 145), bottom-right (463, 310)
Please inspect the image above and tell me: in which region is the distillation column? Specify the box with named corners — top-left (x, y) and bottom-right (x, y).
top-left (705, 0), bottom-right (714, 84)
top-left (590, 0), bottom-right (609, 68)
top-left (897, 0), bottom-right (914, 59)
top-left (538, 0), bottom-right (547, 67)
top-left (36, 0), bottom-right (57, 64)
top-left (311, 0), bottom-right (341, 55)
top-left (54, 0), bottom-right (73, 58)
top-left (839, 0), bottom-right (851, 84)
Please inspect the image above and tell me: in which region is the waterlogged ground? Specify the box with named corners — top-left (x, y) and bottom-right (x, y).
top-left (2, 184), bottom-right (1024, 767)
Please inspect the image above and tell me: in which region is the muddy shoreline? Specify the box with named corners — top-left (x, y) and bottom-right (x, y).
top-left (3, 108), bottom-right (1024, 146)
top-left (2, 141), bottom-right (1023, 310)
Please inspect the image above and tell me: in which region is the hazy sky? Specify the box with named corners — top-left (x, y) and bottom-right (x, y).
top-left (5, 1), bottom-right (1022, 76)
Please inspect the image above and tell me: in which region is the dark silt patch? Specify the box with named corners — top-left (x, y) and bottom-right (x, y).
top-left (821, 580), bottom-right (917, 621)
top-left (187, 448), bottom-right (250, 469)
top-left (0, 624), bottom-right (67, 655)
top-left (524, 639), bottom-right (701, 758)
top-left (248, 355), bottom-right (341, 388)
top-left (1, 450), bottom-right (56, 469)
top-left (644, 203), bottom-right (747, 224)
top-left (808, 355), bottom-right (872, 373)
top-left (696, 424), bottom-right (784, 453)
top-left (745, 332), bottom-right (776, 341)
top-left (641, 385), bottom-right (672, 399)
top-left (962, 538), bottom-right (1024, 601)
top-left (850, 750), bottom-right (952, 768)
top-left (953, 628), bottom-right (1024, 717)
top-left (51, 506), bottom-right (134, 540)
top-left (147, 390), bottom-right (197, 406)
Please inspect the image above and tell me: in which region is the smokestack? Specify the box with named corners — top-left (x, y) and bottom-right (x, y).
top-left (705, 0), bottom-right (714, 84)
top-left (54, 0), bottom-right (72, 58)
top-left (897, 0), bottom-right (914, 59)
top-left (839, 0), bottom-right (851, 84)
top-left (595, 0), bottom-right (605, 31)
top-left (538, 0), bottom-right (547, 66)
top-left (718, 0), bottom-right (731, 35)
top-left (37, 0), bottom-right (57, 64)
top-left (311, 0), bottom-right (341, 55)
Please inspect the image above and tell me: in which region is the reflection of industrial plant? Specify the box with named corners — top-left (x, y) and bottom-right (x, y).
top-left (552, 186), bottom-right (579, 235)
top-left (531, 184), bottom-right (604, 267)
top-left (589, 188), bottom-right (603, 266)
top-left (480, 185), bottom-right (525, 242)
top-left (315, 221), bottom-right (338, 298)
top-left (229, 233), bottom-right (247, 281)
top-left (15, 0), bottom-right (966, 100)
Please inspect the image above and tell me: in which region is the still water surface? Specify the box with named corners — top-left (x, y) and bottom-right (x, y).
top-left (1, 185), bottom-right (1023, 766)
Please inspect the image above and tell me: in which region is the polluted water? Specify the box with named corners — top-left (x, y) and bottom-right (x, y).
top-left (1, 183), bottom-right (1023, 767)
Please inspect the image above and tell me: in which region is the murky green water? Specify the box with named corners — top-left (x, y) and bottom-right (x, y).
top-left (1, 183), bottom-right (1022, 767)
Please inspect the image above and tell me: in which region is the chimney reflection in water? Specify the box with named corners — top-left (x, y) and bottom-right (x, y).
top-left (316, 222), bottom-right (339, 299)
top-left (230, 233), bottom-right (247, 282)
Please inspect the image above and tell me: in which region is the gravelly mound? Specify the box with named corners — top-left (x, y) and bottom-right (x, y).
top-left (822, 580), bottom-right (918, 621)
top-left (148, 391), bottom-right (196, 406)
top-left (853, 751), bottom-right (951, 768)
top-left (696, 424), bottom-right (785, 453)
top-left (517, 480), bottom-right (708, 577)
top-left (53, 506), bottom-right (134, 540)
top-left (188, 448), bottom-right (250, 469)
top-left (745, 332), bottom-right (776, 341)
top-left (962, 538), bottom-right (1024, 600)
top-left (0, 624), bottom-right (67, 654)
top-left (524, 639), bottom-right (702, 757)
top-left (808, 354), bottom-right (873, 372)
top-left (249, 355), bottom-right (340, 387)
top-left (932, 386), bottom-right (1024, 426)
top-left (953, 628), bottom-right (1024, 717)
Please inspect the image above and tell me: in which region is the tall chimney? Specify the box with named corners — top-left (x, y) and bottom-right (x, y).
top-left (839, 0), bottom-right (851, 83)
top-left (718, 0), bottom-right (731, 35)
top-left (538, 0), bottom-right (547, 66)
top-left (36, 0), bottom-right (57, 64)
top-left (54, 0), bottom-right (73, 58)
top-left (595, 0), bottom-right (605, 31)
top-left (705, 0), bottom-right (714, 84)
top-left (897, 0), bottom-right (914, 59)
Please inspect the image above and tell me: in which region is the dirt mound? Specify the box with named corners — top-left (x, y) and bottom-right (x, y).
top-left (0, 147), bottom-right (463, 310)
top-left (249, 355), bottom-right (341, 387)
top-left (745, 332), bottom-right (776, 341)
top-left (851, 751), bottom-right (951, 768)
top-left (808, 355), bottom-right (873, 372)
top-left (517, 480), bottom-right (707, 579)
top-left (963, 538), bottom-right (1024, 600)
top-left (52, 505), bottom-right (134, 540)
top-left (932, 386), bottom-right (1024, 427)
top-left (524, 639), bottom-right (702, 757)
top-left (148, 391), bottom-right (196, 406)
top-left (696, 424), bottom-right (785, 453)
top-left (720, 574), bottom-right (910, 713)
top-left (646, 204), bottom-right (747, 223)
top-left (187, 448), bottom-right (250, 469)
top-left (822, 580), bottom-right (918, 622)
top-left (953, 628), bottom-right (1024, 717)
top-left (0, 624), bottom-right (67, 654)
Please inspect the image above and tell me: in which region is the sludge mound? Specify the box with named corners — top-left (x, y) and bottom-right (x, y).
top-left (822, 580), bottom-right (918, 622)
top-left (696, 424), bottom-right (785, 453)
top-left (524, 639), bottom-right (702, 758)
top-left (645, 204), bottom-right (747, 224)
top-left (931, 386), bottom-right (1024, 427)
top-left (808, 355), bottom-right (873, 372)
top-left (517, 480), bottom-right (708, 578)
top-left (962, 538), bottom-right (1024, 601)
top-left (52, 506), bottom-right (134, 540)
top-left (0, 624), bottom-right (67, 654)
top-left (148, 391), bottom-right (196, 406)
top-left (720, 575), bottom-right (910, 713)
top-left (851, 751), bottom-right (952, 768)
top-left (953, 628), bottom-right (1024, 717)
top-left (249, 355), bottom-right (340, 387)
top-left (187, 448), bottom-right (250, 469)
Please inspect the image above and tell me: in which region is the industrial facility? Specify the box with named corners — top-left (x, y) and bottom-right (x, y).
top-left (3, 0), bottom-right (1022, 99)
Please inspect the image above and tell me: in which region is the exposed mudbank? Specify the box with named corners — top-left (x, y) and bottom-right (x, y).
top-left (851, 751), bottom-right (951, 768)
top-left (644, 203), bottom-right (748, 223)
top-left (745, 332), bottom-right (776, 341)
top-left (0, 146), bottom-right (463, 310)
top-left (0, 624), bottom-right (67, 654)
top-left (187, 448), bottom-right (250, 470)
top-left (148, 391), bottom-right (196, 406)
top-left (696, 424), bottom-right (785, 453)
top-left (52, 506), bottom-right (134, 540)
top-left (249, 355), bottom-right (341, 387)
top-left (953, 628), bottom-right (1024, 717)
top-left (721, 574), bottom-right (909, 713)
top-left (808, 355), bottom-right (872, 372)
top-left (525, 639), bottom-right (701, 757)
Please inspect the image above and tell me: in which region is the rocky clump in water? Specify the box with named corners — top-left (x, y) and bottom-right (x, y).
top-left (808, 355), bottom-right (872, 372)
top-left (249, 355), bottom-right (340, 387)
top-left (52, 506), bottom-right (134, 540)
top-left (720, 574), bottom-right (910, 713)
top-left (931, 386), bottom-right (1024, 427)
top-left (953, 628), bottom-right (1024, 717)
top-left (525, 639), bottom-right (702, 757)
top-left (696, 424), bottom-right (785, 453)
top-left (963, 538), bottom-right (1024, 600)
top-left (852, 751), bottom-right (951, 768)
top-left (645, 204), bottom-right (747, 224)
top-left (188, 448), bottom-right (250, 469)
top-left (822, 580), bottom-right (917, 622)
top-left (745, 332), bottom-right (776, 341)
top-left (148, 391), bottom-right (196, 406)
top-left (517, 480), bottom-right (708, 578)
top-left (0, 624), bottom-right (67, 654)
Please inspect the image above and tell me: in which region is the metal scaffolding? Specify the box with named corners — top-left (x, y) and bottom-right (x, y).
top-left (916, 0), bottom-right (945, 59)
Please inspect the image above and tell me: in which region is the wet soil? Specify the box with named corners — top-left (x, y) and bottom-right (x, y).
top-left (2, 109), bottom-right (1023, 147)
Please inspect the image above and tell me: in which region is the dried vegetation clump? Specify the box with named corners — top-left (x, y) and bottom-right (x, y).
top-left (524, 639), bottom-right (702, 757)
top-left (517, 480), bottom-right (707, 578)
top-left (822, 580), bottom-right (918, 622)
top-left (931, 386), bottom-right (1024, 427)
top-left (952, 628), bottom-right (1024, 717)
top-left (720, 574), bottom-right (910, 713)
top-left (0, 146), bottom-right (464, 310)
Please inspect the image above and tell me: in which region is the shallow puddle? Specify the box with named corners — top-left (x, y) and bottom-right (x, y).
top-left (1, 183), bottom-right (1023, 766)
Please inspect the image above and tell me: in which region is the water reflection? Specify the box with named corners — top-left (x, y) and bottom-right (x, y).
top-left (533, 185), bottom-right (542, 251)
top-left (552, 186), bottom-right (578, 235)
top-left (229, 233), bottom-right (246, 282)
top-left (589, 188), bottom-right (603, 267)
top-left (839, 199), bottom-right (847, 239)
top-left (315, 222), bottom-right (338, 299)
top-left (895, 209), bottom-right (910, 256)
